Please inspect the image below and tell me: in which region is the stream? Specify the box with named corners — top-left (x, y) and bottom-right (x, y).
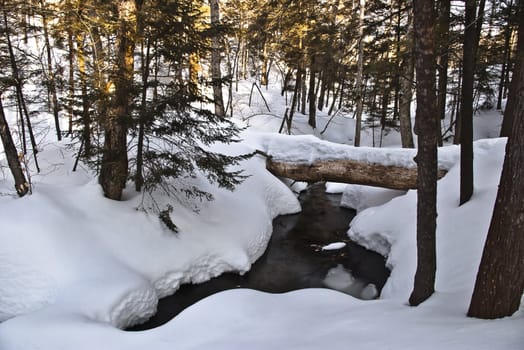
top-left (128, 183), bottom-right (390, 331)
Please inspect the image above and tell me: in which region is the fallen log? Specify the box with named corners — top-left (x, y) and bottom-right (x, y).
top-left (266, 158), bottom-right (448, 190)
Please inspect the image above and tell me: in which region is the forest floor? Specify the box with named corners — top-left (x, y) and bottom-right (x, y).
top-left (0, 78), bottom-right (522, 349)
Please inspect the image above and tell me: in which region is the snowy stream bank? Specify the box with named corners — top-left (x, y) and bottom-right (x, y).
top-left (128, 183), bottom-right (389, 330)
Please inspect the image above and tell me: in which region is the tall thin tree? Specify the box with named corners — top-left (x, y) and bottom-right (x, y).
top-left (409, 0), bottom-right (439, 306)
top-left (459, 0), bottom-right (477, 205)
top-left (354, 0), bottom-right (365, 147)
top-left (210, 0), bottom-right (225, 117)
top-left (399, 7), bottom-right (415, 148)
top-left (0, 92), bottom-right (29, 197)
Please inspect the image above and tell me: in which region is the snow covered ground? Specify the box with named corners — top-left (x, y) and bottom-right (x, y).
top-left (1, 80), bottom-right (523, 349)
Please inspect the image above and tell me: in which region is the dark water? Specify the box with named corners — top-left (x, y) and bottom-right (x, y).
top-left (128, 183), bottom-right (389, 331)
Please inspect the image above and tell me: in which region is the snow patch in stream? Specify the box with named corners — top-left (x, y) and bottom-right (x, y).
top-left (323, 264), bottom-right (378, 300)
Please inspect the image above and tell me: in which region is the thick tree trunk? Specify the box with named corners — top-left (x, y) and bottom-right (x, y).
top-left (210, 0), bottom-right (225, 118)
top-left (468, 7), bottom-right (524, 318)
top-left (267, 158), bottom-right (447, 190)
top-left (0, 98), bottom-right (29, 197)
top-left (99, 0), bottom-right (137, 200)
top-left (409, 0), bottom-right (439, 307)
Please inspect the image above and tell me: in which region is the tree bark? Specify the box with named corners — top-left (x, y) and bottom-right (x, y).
top-left (39, 0), bottom-right (61, 141)
top-left (3, 10), bottom-right (40, 172)
top-left (398, 8), bottom-right (415, 148)
top-left (66, 15), bottom-right (75, 136)
top-left (76, 32), bottom-right (92, 157)
top-left (0, 97), bottom-right (29, 197)
top-left (210, 0), bottom-right (225, 118)
top-left (437, 0), bottom-right (450, 123)
top-left (497, 16), bottom-right (513, 112)
top-left (354, 0), bottom-right (366, 147)
top-left (468, 6), bottom-right (524, 318)
top-left (267, 158), bottom-right (447, 191)
top-left (308, 57), bottom-right (317, 129)
top-left (500, 0), bottom-right (522, 138)
top-left (409, 0), bottom-right (439, 307)
top-left (459, 0), bottom-right (477, 205)
top-left (99, 0), bottom-right (137, 200)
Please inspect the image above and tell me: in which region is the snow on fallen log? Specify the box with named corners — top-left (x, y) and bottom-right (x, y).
top-left (255, 134), bottom-right (460, 190)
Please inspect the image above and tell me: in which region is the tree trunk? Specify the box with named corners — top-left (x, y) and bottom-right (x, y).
top-left (210, 0), bottom-right (225, 118)
top-left (354, 0), bottom-right (366, 147)
top-left (308, 59), bottom-right (317, 129)
top-left (468, 7), bottom-right (524, 318)
top-left (261, 43), bottom-right (269, 86)
top-left (39, 0), bottom-right (61, 141)
top-left (76, 32), bottom-right (92, 157)
top-left (317, 73), bottom-right (327, 112)
top-left (135, 36), bottom-right (152, 192)
top-left (453, 64), bottom-right (463, 144)
top-left (286, 68), bottom-right (302, 134)
top-left (399, 8), bottom-right (415, 148)
top-left (99, 0), bottom-right (137, 200)
top-left (300, 67), bottom-right (307, 115)
top-left (437, 0), bottom-right (450, 123)
top-left (267, 158), bottom-right (447, 191)
top-left (4, 11), bottom-right (40, 172)
top-left (500, 1), bottom-right (520, 138)
top-left (66, 20), bottom-right (75, 136)
top-left (0, 97), bottom-right (29, 197)
top-left (409, 0), bottom-right (438, 307)
top-left (459, 0), bottom-right (477, 205)
top-left (497, 19), bottom-right (513, 112)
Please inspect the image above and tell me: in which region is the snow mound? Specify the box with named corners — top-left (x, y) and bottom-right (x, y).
top-left (108, 285), bottom-right (158, 329)
top-left (323, 264), bottom-right (377, 300)
top-left (341, 184), bottom-right (405, 212)
top-left (0, 257), bottom-right (56, 321)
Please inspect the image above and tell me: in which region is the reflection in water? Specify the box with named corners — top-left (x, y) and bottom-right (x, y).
top-left (128, 183), bottom-right (390, 331)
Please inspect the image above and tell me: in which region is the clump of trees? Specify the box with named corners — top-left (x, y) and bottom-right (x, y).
top-left (1, 0), bottom-right (248, 204)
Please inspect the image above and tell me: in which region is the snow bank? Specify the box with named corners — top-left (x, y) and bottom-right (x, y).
top-left (0, 134), bottom-right (301, 336)
top-left (348, 138), bottom-right (510, 302)
top-left (1, 99), bottom-right (522, 349)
